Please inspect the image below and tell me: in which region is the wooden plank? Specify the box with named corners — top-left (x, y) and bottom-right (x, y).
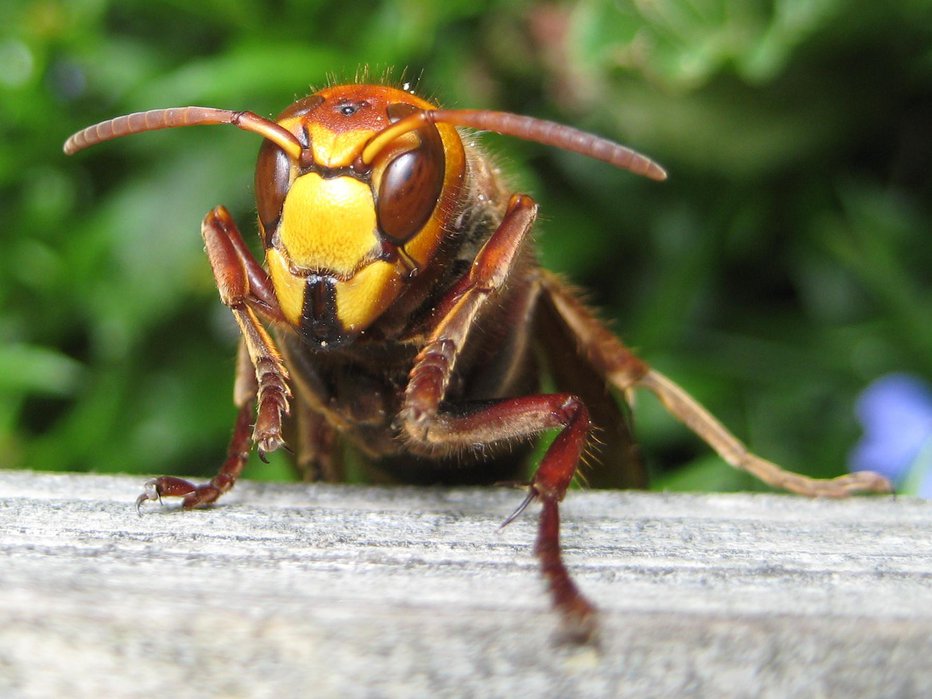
top-left (1, 470), bottom-right (930, 698)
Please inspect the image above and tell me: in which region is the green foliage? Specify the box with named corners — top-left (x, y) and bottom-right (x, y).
top-left (2, 0), bottom-right (930, 490)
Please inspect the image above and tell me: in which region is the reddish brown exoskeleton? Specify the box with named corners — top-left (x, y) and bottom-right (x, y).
top-left (64, 83), bottom-right (891, 640)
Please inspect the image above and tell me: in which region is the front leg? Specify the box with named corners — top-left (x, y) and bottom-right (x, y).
top-left (137, 206), bottom-right (291, 511)
top-left (402, 194), bottom-right (599, 640)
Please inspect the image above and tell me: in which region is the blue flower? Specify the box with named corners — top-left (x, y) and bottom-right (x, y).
top-left (850, 373), bottom-right (932, 497)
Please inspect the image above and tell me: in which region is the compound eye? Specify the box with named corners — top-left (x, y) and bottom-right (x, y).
top-left (255, 139), bottom-right (292, 244)
top-left (376, 103), bottom-right (446, 245)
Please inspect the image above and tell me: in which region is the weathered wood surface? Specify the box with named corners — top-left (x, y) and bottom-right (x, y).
top-left (1, 470), bottom-right (930, 698)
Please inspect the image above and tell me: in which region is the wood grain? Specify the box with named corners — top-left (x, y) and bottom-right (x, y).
top-left (2, 470), bottom-right (930, 698)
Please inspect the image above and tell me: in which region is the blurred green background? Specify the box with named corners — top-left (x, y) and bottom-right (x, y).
top-left (2, 0), bottom-right (930, 492)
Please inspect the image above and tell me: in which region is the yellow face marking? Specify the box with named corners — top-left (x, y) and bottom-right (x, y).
top-left (275, 118), bottom-right (376, 170)
top-left (277, 174), bottom-right (379, 275)
top-left (307, 124), bottom-right (376, 168)
top-left (265, 248), bottom-right (304, 327)
top-left (333, 261), bottom-right (404, 332)
top-left (269, 248), bottom-right (404, 334)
